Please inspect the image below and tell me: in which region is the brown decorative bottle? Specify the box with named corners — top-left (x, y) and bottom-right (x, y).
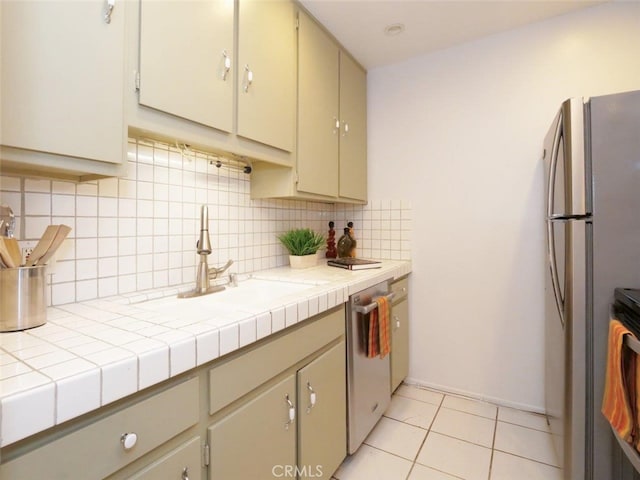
top-left (347, 222), bottom-right (357, 258)
top-left (337, 227), bottom-right (352, 258)
top-left (326, 221), bottom-right (337, 258)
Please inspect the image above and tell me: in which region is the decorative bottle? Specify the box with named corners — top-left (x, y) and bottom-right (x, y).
top-left (347, 222), bottom-right (357, 258)
top-left (337, 227), bottom-right (352, 258)
top-left (326, 221), bottom-right (337, 258)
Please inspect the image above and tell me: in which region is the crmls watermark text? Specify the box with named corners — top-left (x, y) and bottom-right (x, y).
top-left (272, 464), bottom-right (323, 478)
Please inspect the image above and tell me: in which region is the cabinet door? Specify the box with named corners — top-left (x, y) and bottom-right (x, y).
top-left (391, 299), bottom-right (409, 392)
top-left (237, 0), bottom-right (296, 152)
top-left (208, 374), bottom-right (296, 480)
top-left (297, 11), bottom-right (340, 197)
top-left (338, 53), bottom-right (367, 202)
top-left (297, 341), bottom-right (346, 480)
top-left (127, 437), bottom-right (201, 480)
top-left (1, 0), bottom-right (125, 164)
top-left (139, 0), bottom-right (234, 132)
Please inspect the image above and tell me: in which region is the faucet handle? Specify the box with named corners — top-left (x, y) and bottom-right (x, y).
top-left (208, 259), bottom-right (234, 279)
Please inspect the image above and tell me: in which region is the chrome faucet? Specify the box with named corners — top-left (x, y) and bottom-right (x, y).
top-left (179, 205), bottom-right (233, 298)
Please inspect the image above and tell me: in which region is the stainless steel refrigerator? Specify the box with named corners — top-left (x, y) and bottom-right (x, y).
top-left (544, 89), bottom-right (640, 480)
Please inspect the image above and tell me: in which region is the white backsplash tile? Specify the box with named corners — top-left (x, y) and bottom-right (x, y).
top-left (2, 138), bottom-right (412, 306)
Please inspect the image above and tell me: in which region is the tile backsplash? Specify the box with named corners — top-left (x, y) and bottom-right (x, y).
top-left (0, 139), bottom-right (411, 306)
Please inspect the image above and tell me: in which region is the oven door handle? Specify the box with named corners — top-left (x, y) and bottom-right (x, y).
top-left (353, 292), bottom-right (396, 315)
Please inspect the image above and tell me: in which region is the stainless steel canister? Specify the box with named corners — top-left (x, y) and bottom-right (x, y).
top-left (0, 265), bottom-right (46, 332)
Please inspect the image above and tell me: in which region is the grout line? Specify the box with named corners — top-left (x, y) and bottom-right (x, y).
top-left (491, 447), bottom-right (562, 469)
top-left (403, 389), bottom-right (445, 479)
top-left (487, 405), bottom-right (499, 479)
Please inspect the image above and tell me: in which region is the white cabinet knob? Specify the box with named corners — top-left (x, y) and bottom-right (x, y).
top-left (120, 432), bottom-right (138, 450)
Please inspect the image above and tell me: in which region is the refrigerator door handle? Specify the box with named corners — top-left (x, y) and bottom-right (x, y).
top-left (547, 110), bottom-right (564, 219)
top-left (547, 219), bottom-right (565, 329)
top-left (545, 108), bottom-right (565, 329)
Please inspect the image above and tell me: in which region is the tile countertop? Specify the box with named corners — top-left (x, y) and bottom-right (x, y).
top-left (0, 260), bottom-right (411, 448)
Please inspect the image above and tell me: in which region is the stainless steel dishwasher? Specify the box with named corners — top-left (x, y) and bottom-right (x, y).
top-left (346, 279), bottom-right (395, 454)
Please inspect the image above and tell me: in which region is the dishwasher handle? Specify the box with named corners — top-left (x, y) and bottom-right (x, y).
top-left (353, 292), bottom-right (395, 315)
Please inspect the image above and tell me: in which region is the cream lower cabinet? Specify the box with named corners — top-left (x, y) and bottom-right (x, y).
top-left (127, 436), bottom-right (201, 480)
top-left (208, 341), bottom-right (346, 480)
top-left (207, 306), bottom-right (346, 480)
top-left (0, 307), bottom-right (347, 480)
top-left (297, 341), bottom-right (347, 480)
top-left (391, 277), bottom-right (410, 392)
top-left (0, 0), bottom-right (127, 181)
top-left (0, 378), bottom-right (199, 479)
top-left (208, 375), bottom-right (297, 480)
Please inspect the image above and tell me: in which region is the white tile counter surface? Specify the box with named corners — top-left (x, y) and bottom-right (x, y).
top-left (0, 260), bottom-right (411, 447)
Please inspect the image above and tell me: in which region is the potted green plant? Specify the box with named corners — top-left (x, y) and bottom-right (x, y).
top-left (277, 228), bottom-right (325, 269)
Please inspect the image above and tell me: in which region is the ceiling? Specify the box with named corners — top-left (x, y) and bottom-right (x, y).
top-left (299, 0), bottom-right (608, 69)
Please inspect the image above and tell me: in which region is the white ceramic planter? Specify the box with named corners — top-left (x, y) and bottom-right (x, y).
top-left (288, 252), bottom-right (319, 269)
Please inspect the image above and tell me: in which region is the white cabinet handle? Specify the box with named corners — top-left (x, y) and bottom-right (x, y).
top-left (342, 121), bottom-right (350, 136)
top-left (306, 382), bottom-right (317, 413)
top-left (243, 65), bottom-right (253, 92)
top-left (104, 0), bottom-right (115, 24)
top-left (333, 117), bottom-right (340, 134)
top-left (285, 394), bottom-right (295, 430)
top-left (182, 467), bottom-right (190, 480)
top-left (120, 432), bottom-right (137, 451)
top-left (222, 50), bottom-right (231, 81)
top-left (393, 315), bottom-right (400, 330)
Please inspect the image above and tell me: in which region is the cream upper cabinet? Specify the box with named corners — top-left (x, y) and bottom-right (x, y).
top-left (297, 10), bottom-right (340, 197)
top-left (0, 0), bottom-right (126, 180)
top-left (237, 0), bottom-right (296, 152)
top-left (128, 0), bottom-right (294, 166)
top-left (338, 53), bottom-right (367, 202)
top-left (298, 9), bottom-right (367, 202)
top-left (251, 9), bottom-right (367, 203)
top-left (138, 0), bottom-right (234, 132)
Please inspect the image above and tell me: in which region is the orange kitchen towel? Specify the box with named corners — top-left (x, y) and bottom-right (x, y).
top-left (377, 296), bottom-right (391, 359)
top-left (602, 319), bottom-right (638, 443)
top-left (367, 308), bottom-right (379, 358)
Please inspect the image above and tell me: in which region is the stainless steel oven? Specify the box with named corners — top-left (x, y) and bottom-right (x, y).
top-left (346, 279), bottom-right (394, 454)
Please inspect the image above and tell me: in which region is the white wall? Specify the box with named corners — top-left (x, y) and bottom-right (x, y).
top-left (368, 2), bottom-right (640, 410)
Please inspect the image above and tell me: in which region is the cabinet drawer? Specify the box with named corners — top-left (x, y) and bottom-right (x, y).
top-left (128, 436), bottom-right (201, 480)
top-left (209, 305), bottom-right (344, 415)
top-left (391, 277), bottom-right (409, 303)
top-left (0, 377), bottom-right (199, 479)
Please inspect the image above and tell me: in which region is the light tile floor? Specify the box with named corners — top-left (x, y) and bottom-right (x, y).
top-left (333, 383), bottom-right (562, 480)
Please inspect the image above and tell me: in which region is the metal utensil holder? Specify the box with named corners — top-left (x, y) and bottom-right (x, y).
top-left (0, 265), bottom-right (47, 332)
